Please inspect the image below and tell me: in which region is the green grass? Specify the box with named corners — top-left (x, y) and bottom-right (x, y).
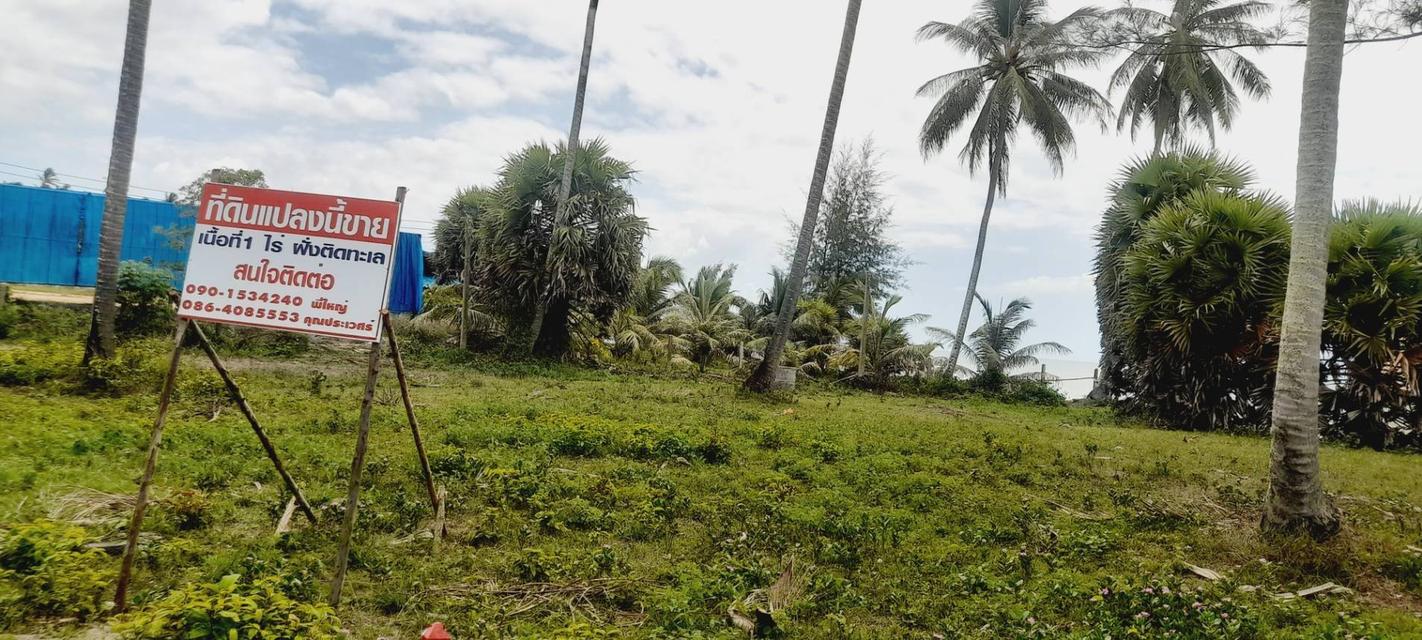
top-left (2, 335), bottom-right (1422, 638)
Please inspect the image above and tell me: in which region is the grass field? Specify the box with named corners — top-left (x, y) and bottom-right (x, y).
top-left (3, 332), bottom-right (1422, 638)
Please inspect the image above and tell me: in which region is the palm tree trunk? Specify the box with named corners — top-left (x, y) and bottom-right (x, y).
top-left (1262, 0), bottom-right (1347, 539)
top-left (524, 0), bottom-right (599, 356)
top-left (744, 0), bottom-right (862, 392)
top-left (858, 276), bottom-right (871, 377)
top-left (944, 158), bottom-right (1000, 374)
top-left (83, 0), bottom-right (152, 366)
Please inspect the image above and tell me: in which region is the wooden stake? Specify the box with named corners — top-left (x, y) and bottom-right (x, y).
top-left (275, 497), bottom-right (298, 535)
top-left (189, 321), bottom-right (317, 524)
top-left (114, 318), bottom-right (189, 612)
top-left (329, 332), bottom-right (383, 607)
top-left (382, 311), bottom-right (439, 513)
top-left (433, 485), bottom-right (448, 542)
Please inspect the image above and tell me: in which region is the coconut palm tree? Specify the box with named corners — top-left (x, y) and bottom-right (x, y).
top-left (84, 0), bottom-right (153, 366)
top-left (744, 0), bottom-right (863, 392)
top-left (475, 140), bottom-right (646, 358)
top-left (527, 0), bottom-right (602, 355)
top-left (836, 294), bottom-right (936, 382)
top-left (608, 257), bottom-right (685, 362)
top-left (929, 294), bottom-right (1069, 392)
top-left (1264, 0), bottom-right (1348, 539)
top-left (1109, 0), bottom-right (1273, 152)
top-left (916, 0), bottom-right (1112, 375)
top-left (666, 264), bottom-right (744, 372)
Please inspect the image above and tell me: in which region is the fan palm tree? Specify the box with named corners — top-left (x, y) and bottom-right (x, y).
top-left (1109, 0), bottom-right (1273, 152)
top-left (1118, 189), bottom-right (1291, 429)
top-left (666, 264), bottom-right (744, 372)
top-left (475, 140), bottom-right (646, 358)
top-left (84, 0), bottom-right (153, 366)
top-left (1322, 200), bottom-right (1422, 451)
top-left (528, 0), bottom-right (602, 355)
top-left (744, 0), bottom-right (863, 392)
top-left (1092, 148), bottom-right (1255, 400)
top-left (916, 0), bottom-right (1112, 375)
top-left (1265, 0), bottom-right (1348, 538)
top-left (929, 294), bottom-right (1069, 392)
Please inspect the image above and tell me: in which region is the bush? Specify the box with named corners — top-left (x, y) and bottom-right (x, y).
top-left (111, 574), bottom-right (340, 639)
top-left (0, 520), bottom-right (112, 628)
top-left (1001, 379), bottom-right (1067, 407)
top-left (0, 301), bottom-right (18, 339)
top-left (116, 261), bottom-right (175, 338)
top-left (0, 341), bottom-right (81, 387)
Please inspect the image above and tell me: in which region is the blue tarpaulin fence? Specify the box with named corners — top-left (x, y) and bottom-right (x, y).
top-left (0, 183), bottom-right (424, 314)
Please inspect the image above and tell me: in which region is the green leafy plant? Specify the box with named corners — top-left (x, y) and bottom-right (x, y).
top-left (0, 520), bottom-right (112, 627)
top-left (116, 260), bottom-right (175, 338)
top-left (112, 574), bottom-right (339, 639)
top-left (1087, 576), bottom-right (1258, 638)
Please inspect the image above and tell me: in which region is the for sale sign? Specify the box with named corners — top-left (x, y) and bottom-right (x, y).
top-left (177, 183), bottom-right (402, 342)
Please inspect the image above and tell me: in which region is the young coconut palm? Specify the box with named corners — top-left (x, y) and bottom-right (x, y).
top-left (916, 0), bottom-right (1112, 374)
top-left (666, 264), bottom-right (745, 372)
top-left (835, 294), bottom-right (936, 382)
top-left (929, 294), bottom-right (1069, 392)
top-left (1109, 0), bottom-right (1273, 152)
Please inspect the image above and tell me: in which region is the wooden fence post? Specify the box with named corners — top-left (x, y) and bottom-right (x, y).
top-left (114, 318), bottom-right (189, 612)
top-left (189, 321), bottom-right (317, 524)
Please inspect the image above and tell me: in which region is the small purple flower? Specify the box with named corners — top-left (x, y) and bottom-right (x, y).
top-left (1027, 616), bottom-right (1036, 625)
top-left (1135, 611), bottom-right (1151, 620)
top-left (1161, 586), bottom-right (1171, 595)
top-left (1192, 601), bottom-right (1205, 610)
top-left (1101, 588), bottom-right (1111, 596)
top-left (1221, 612), bottom-right (1230, 619)
top-left (1144, 587), bottom-right (1155, 595)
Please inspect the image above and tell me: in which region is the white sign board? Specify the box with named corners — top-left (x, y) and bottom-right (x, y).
top-left (177, 183), bottom-right (402, 342)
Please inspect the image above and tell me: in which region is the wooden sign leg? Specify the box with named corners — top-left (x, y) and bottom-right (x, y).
top-left (188, 321), bottom-right (317, 524)
top-left (114, 318), bottom-right (190, 612)
top-left (329, 339), bottom-right (383, 607)
top-left (382, 311), bottom-right (439, 515)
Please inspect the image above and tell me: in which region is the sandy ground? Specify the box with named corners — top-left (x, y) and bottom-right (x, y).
top-left (3, 285), bottom-right (93, 305)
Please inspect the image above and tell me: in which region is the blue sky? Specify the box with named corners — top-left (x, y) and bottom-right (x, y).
top-left (3, 0), bottom-right (1421, 365)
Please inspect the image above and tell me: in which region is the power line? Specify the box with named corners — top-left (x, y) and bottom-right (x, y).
top-left (0, 160), bottom-right (175, 196)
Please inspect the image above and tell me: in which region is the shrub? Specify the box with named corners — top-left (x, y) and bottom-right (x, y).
top-left (116, 261), bottom-right (175, 338)
top-left (0, 341), bottom-right (81, 387)
top-left (0, 520), bottom-right (112, 627)
top-left (0, 301), bottom-right (18, 339)
top-left (111, 574), bottom-right (339, 639)
top-left (1001, 379), bottom-right (1067, 407)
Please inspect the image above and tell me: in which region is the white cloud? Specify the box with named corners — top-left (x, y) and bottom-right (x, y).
top-left (994, 273), bottom-right (1095, 297)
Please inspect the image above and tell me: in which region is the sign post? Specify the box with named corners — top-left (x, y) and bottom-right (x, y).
top-left (114, 183), bottom-right (437, 612)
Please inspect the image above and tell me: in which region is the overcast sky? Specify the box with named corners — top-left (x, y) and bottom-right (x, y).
top-left (3, 0), bottom-right (1421, 360)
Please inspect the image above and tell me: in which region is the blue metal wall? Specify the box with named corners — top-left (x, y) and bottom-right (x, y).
top-left (0, 184), bottom-right (424, 313)
top-left (0, 183), bottom-right (192, 286)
